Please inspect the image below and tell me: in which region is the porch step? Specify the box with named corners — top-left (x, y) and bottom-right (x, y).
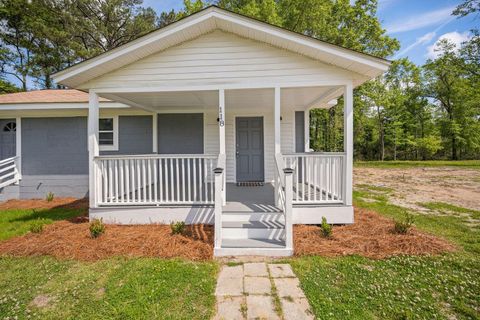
top-left (221, 211), bottom-right (285, 223)
top-left (222, 220), bottom-right (285, 229)
top-left (221, 238), bottom-right (286, 249)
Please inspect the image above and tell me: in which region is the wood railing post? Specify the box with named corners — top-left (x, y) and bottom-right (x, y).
top-left (214, 167), bottom-right (224, 249)
top-left (283, 167), bottom-right (294, 250)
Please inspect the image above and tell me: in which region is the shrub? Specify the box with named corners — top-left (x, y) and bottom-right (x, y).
top-left (29, 219), bottom-right (45, 233)
top-left (46, 192), bottom-right (54, 202)
top-left (170, 221), bottom-right (186, 235)
top-left (393, 211), bottom-right (414, 234)
top-left (89, 219), bottom-right (106, 238)
top-left (320, 216), bottom-right (332, 238)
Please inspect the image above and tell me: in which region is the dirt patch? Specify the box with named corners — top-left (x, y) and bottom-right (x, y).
top-left (354, 167), bottom-right (480, 212)
top-left (294, 207), bottom-right (456, 259)
top-left (0, 221), bottom-right (213, 261)
top-left (31, 294), bottom-right (53, 308)
top-left (0, 197), bottom-right (88, 212)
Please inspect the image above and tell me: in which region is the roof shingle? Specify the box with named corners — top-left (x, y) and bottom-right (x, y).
top-left (0, 89), bottom-right (109, 104)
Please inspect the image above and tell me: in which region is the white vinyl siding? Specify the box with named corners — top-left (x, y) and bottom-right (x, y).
top-left (79, 30), bottom-right (364, 90)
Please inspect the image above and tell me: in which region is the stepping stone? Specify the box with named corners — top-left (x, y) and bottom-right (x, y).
top-left (244, 276), bottom-right (271, 295)
top-left (214, 296), bottom-right (245, 320)
top-left (273, 278), bottom-right (305, 298)
top-left (219, 265), bottom-right (244, 278)
top-left (244, 263), bottom-right (268, 277)
top-left (268, 264), bottom-right (295, 278)
top-left (216, 275), bottom-right (243, 296)
top-left (246, 295), bottom-right (279, 320)
top-left (281, 297), bottom-right (314, 320)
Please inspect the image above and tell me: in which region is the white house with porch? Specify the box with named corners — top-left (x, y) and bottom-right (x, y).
top-left (0, 6), bottom-right (390, 256)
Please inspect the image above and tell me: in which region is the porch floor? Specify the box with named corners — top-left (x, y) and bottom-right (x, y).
top-left (224, 183), bottom-right (280, 213)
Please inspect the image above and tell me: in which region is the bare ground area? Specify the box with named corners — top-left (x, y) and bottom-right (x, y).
top-left (354, 166), bottom-right (480, 224)
top-left (0, 198), bottom-right (455, 261)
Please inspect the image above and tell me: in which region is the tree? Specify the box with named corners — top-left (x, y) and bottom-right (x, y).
top-left (453, 0), bottom-right (480, 17)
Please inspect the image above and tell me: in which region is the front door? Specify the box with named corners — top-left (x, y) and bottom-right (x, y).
top-left (0, 119), bottom-right (16, 160)
top-left (236, 117), bottom-right (264, 182)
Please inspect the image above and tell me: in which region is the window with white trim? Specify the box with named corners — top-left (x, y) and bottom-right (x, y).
top-left (99, 116), bottom-right (119, 151)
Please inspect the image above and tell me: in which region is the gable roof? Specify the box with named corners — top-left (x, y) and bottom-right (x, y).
top-left (0, 89), bottom-right (109, 104)
top-left (53, 6), bottom-right (391, 88)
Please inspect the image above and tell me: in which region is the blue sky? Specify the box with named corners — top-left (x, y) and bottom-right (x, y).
top-left (144, 0), bottom-right (478, 65)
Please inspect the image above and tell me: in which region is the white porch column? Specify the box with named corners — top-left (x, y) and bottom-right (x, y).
top-left (88, 91), bottom-right (100, 208)
top-left (219, 89), bottom-right (226, 204)
top-left (274, 87), bottom-right (281, 155)
top-left (15, 117), bottom-right (22, 179)
top-left (344, 83), bottom-right (353, 206)
top-left (274, 87), bottom-right (281, 206)
top-left (304, 109), bottom-right (310, 152)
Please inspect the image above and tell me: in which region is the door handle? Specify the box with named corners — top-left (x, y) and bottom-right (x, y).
top-left (236, 151), bottom-right (239, 157)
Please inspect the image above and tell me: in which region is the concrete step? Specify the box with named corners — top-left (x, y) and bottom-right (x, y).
top-left (215, 238), bottom-right (292, 256)
top-left (222, 211), bottom-right (285, 223)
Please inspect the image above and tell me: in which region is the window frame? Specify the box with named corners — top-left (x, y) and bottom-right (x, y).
top-left (99, 115), bottom-right (119, 151)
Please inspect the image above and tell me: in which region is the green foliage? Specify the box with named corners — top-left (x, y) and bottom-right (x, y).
top-left (46, 192), bottom-right (54, 202)
top-left (393, 211), bottom-right (414, 234)
top-left (320, 217), bottom-right (332, 238)
top-left (29, 218), bottom-right (45, 233)
top-left (170, 221), bottom-right (186, 235)
top-left (89, 219), bottom-right (106, 238)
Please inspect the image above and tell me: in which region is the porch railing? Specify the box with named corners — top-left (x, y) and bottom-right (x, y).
top-left (0, 156), bottom-right (20, 189)
top-left (93, 154), bottom-right (218, 206)
top-left (283, 152), bottom-right (345, 204)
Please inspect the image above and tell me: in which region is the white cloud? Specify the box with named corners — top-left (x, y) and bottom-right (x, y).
top-left (386, 6), bottom-right (455, 33)
top-left (426, 31), bottom-right (471, 59)
top-left (395, 31), bottom-right (436, 58)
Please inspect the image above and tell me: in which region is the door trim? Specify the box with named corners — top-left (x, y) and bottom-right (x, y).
top-left (235, 116), bottom-right (265, 182)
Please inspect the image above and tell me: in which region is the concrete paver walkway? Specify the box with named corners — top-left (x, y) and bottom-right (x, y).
top-left (214, 263), bottom-right (314, 320)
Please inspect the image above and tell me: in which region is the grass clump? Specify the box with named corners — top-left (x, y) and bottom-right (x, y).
top-left (170, 221), bottom-right (186, 235)
top-left (320, 217), bottom-right (333, 238)
top-left (29, 218), bottom-right (45, 233)
top-left (89, 219), bottom-right (105, 238)
top-left (46, 192), bottom-right (55, 202)
top-left (393, 211), bottom-right (415, 234)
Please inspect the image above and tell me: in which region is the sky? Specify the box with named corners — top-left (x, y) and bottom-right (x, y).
top-left (143, 0), bottom-right (478, 65)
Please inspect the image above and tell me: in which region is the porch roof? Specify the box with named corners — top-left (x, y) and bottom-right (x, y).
top-left (52, 6), bottom-right (390, 89)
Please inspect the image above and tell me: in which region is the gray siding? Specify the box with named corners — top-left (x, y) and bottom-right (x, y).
top-left (158, 113), bottom-right (204, 154)
top-left (101, 115), bottom-right (153, 155)
top-left (295, 111), bottom-right (305, 153)
top-left (15, 116), bottom-right (153, 199)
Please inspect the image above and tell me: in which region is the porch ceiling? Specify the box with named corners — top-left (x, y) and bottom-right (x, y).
top-left (100, 86), bottom-right (340, 111)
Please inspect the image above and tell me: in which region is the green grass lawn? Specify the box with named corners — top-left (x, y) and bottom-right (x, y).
top-left (291, 188), bottom-right (480, 320)
top-left (354, 159), bottom-right (480, 169)
top-left (0, 207), bottom-right (84, 241)
top-left (0, 257), bottom-right (217, 319)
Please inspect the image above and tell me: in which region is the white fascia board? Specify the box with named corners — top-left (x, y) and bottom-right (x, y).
top-left (0, 101), bottom-right (129, 110)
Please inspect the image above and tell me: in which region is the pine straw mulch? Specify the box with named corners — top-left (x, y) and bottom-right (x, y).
top-left (0, 197), bottom-right (89, 212)
top-left (0, 221), bottom-right (213, 261)
top-left (294, 207), bottom-right (457, 259)
top-left (0, 198), bottom-right (455, 261)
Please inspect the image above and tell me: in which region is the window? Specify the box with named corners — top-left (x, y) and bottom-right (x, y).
top-left (3, 122), bottom-right (16, 132)
top-left (99, 116), bottom-right (118, 151)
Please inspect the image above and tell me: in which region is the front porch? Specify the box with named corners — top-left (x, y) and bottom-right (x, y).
top-left (87, 84), bottom-right (354, 256)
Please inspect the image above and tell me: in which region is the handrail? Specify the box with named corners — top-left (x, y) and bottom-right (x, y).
top-left (95, 153), bottom-right (217, 160)
top-left (0, 156), bottom-right (20, 189)
top-left (274, 153), bottom-right (293, 250)
top-left (0, 156), bottom-right (19, 166)
top-left (214, 153), bottom-right (226, 249)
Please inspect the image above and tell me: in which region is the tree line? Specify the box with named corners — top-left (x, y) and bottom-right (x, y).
top-left (1, 0), bottom-right (478, 161)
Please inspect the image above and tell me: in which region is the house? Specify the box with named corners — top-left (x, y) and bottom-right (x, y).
top-left (0, 6), bottom-right (390, 256)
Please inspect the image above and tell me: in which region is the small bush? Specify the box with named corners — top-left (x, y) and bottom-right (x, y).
top-left (320, 216), bottom-right (332, 238)
top-left (393, 211), bottom-right (414, 234)
top-left (170, 221), bottom-right (186, 235)
top-left (89, 219), bottom-right (106, 238)
top-left (29, 219), bottom-right (45, 233)
top-left (46, 192), bottom-right (54, 202)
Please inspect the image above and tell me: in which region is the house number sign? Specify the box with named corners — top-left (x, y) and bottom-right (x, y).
top-left (218, 106), bottom-right (225, 127)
